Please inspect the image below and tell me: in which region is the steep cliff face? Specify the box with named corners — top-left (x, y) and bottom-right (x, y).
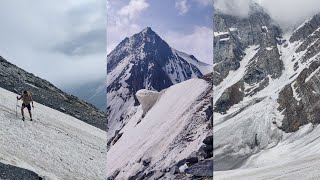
top-left (214, 4), bottom-right (320, 176)
top-left (214, 5), bottom-right (283, 88)
top-left (277, 13), bottom-right (320, 132)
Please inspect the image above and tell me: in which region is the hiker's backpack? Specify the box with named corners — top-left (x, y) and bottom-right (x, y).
top-left (22, 91), bottom-right (32, 103)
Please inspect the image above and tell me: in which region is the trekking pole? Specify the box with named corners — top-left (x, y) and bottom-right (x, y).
top-left (15, 99), bottom-right (18, 118)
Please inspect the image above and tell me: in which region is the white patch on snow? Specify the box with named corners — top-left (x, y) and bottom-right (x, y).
top-left (291, 82), bottom-right (301, 101)
top-left (25, 83), bottom-right (39, 89)
top-left (179, 163), bottom-right (188, 172)
top-left (262, 26), bottom-right (269, 32)
top-left (305, 66), bottom-right (320, 83)
top-left (229, 28), bottom-right (238, 32)
top-left (136, 89), bottom-right (160, 116)
top-left (220, 38), bottom-right (230, 42)
top-left (266, 47), bottom-right (273, 51)
top-left (214, 31), bottom-right (229, 37)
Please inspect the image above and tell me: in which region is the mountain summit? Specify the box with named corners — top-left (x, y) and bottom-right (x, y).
top-left (107, 27), bottom-right (212, 143)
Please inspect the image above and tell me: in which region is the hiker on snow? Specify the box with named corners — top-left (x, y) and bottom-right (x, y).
top-left (17, 90), bottom-right (34, 121)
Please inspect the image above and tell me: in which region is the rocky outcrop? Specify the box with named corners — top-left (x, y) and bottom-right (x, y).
top-left (185, 159), bottom-right (213, 177)
top-left (215, 80), bottom-right (245, 113)
top-left (296, 28), bottom-right (320, 63)
top-left (0, 162), bottom-right (42, 180)
top-left (0, 56), bottom-right (106, 130)
top-left (278, 61), bottom-right (320, 132)
top-left (289, 13), bottom-right (320, 43)
top-left (214, 4), bottom-right (283, 87)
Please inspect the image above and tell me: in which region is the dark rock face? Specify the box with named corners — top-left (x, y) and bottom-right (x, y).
top-left (186, 156), bottom-right (199, 164)
top-left (214, 4), bottom-right (284, 113)
top-left (213, 13), bottom-right (245, 86)
top-left (295, 28), bottom-right (320, 63)
top-left (215, 80), bottom-right (245, 113)
top-left (290, 13), bottom-right (320, 43)
top-left (185, 159), bottom-right (213, 177)
top-left (278, 61), bottom-right (320, 132)
top-left (0, 162), bottom-right (42, 180)
top-left (0, 56), bottom-right (106, 130)
top-left (214, 5), bottom-right (283, 87)
top-left (203, 135), bottom-right (213, 145)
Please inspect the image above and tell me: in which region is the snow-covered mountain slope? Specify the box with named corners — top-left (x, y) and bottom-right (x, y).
top-left (107, 76), bottom-right (213, 179)
top-left (0, 87), bottom-right (107, 180)
top-left (107, 27), bottom-right (212, 143)
top-left (214, 4), bottom-right (320, 179)
top-left (0, 56), bottom-right (106, 130)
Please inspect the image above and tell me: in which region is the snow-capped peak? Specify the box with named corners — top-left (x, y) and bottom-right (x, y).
top-left (107, 27), bottom-right (212, 143)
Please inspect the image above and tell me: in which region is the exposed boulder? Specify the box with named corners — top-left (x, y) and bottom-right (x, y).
top-left (142, 158), bottom-right (152, 166)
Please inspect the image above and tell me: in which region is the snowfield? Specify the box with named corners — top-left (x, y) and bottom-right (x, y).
top-left (215, 123), bottom-right (320, 180)
top-left (0, 87), bottom-right (107, 180)
top-left (107, 78), bottom-right (211, 179)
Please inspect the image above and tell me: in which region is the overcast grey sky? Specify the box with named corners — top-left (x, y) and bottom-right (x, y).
top-left (107, 0), bottom-right (213, 64)
top-left (214, 0), bottom-right (320, 31)
top-left (0, 0), bottom-right (106, 88)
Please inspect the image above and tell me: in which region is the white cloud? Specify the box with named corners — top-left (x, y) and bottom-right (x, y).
top-left (0, 0), bottom-right (106, 88)
top-left (261, 0), bottom-right (320, 30)
top-left (164, 26), bottom-right (213, 64)
top-left (107, 0), bottom-right (149, 54)
top-left (214, 0), bottom-right (252, 18)
top-left (214, 0), bottom-right (320, 30)
top-left (117, 0), bottom-right (149, 20)
top-left (175, 0), bottom-right (190, 15)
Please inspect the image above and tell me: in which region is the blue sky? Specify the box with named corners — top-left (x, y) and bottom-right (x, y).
top-left (107, 0), bottom-right (213, 64)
